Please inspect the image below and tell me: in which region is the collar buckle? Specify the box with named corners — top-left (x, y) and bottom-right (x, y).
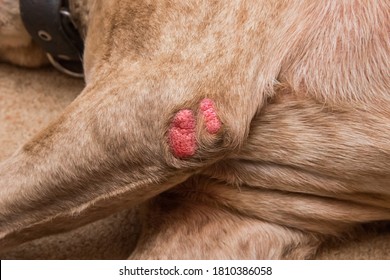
top-left (20, 0), bottom-right (84, 78)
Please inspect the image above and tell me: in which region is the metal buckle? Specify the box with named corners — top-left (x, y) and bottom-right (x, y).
top-left (46, 53), bottom-right (84, 78)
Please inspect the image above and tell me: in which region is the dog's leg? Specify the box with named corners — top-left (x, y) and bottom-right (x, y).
top-left (0, 0), bottom-right (284, 252)
top-left (129, 176), bottom-right (322, 260)
top-left (0, 208), bottom-right (141, 260)
top-left (0, 84), bottom-right (193, 252)
top-left (204, 93), bottom-right (390, 235)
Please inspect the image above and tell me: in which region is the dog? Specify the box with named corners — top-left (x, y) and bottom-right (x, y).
top-left (0, 0), bottom-right (389, 259)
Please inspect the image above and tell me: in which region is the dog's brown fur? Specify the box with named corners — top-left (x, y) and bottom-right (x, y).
top-left (0, 0), bottom-right (389, 259)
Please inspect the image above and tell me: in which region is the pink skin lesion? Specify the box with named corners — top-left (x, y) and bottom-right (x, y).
top-left (168, 98), bottom-right (221, 158)
top-left (199, 98), bottom-right (221, 134)
top-left (168, 109), bottom-right (197, 158)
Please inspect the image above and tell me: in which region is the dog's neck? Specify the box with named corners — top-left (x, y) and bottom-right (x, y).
top-left (69, 0), bottom-right (90, 39)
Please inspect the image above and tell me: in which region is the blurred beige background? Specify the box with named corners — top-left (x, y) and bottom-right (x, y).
top-left (0, 63), bottom-right (389, 259)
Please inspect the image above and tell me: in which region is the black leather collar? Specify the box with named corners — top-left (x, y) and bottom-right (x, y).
top-left (19, 0), bottom-right (84, 78)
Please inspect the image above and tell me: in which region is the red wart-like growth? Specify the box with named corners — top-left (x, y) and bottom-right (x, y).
top-left (199, 98), bottom-right (221, 134)
top-left (168, 109), bottom-right (197, 158)
top-left (168, 98), bottom-right (221, 158)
